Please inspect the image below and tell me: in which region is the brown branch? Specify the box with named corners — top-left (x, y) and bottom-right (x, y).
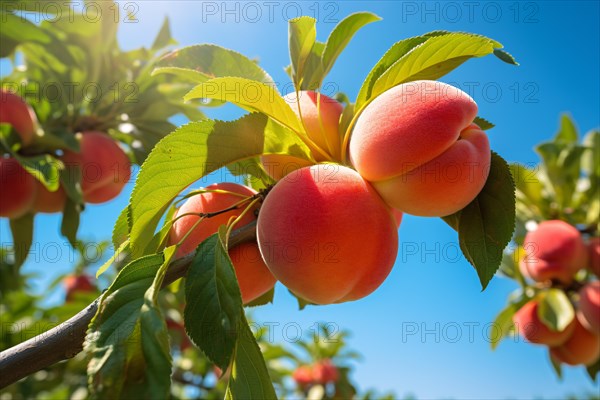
top-left (0, 221), bottom-right (257, 389)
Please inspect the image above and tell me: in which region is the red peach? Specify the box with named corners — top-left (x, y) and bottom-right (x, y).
top-left (168, 182), bottom-right (276, 304)
top-left (550, 318), bottom-right (600, 366)
top-left (257, 164), bottom-right (398, 304)
top-left (513, 300), bottom-right (575, 346)
top-left (589, 238), bottom-right (600, 277)
top-left (64, 274), bottom-right (95, 302)
top-left (284, 91), bottom-right (343, 161)
top-left (0, 89), bottom-right (38, 146)
top-left (293, 365), bottom-right (313, 386)
top-left (312, 359), bottom-right (339, 384)
top-left (0, 157), bottom-right (37, 218)
top-left (578, 281), bottom-right (600, 335)
top-left (61, 131), bottom-right (131, 204)
top-left (521, 220), bottom-right (587, 283)
top-left (349, 80), bottom-right (490, 217)
top-left (32, 181), bottom-right (66, 213)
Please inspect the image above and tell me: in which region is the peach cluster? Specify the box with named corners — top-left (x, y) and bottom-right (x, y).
top-left (174, 81), bottom-right (490, 306)
top-left (292, 359), bottom-right (339, 387)
top-left (0, 90), bottom-right (131, 219)
top-left (513, 220), bottom-right (600, 367)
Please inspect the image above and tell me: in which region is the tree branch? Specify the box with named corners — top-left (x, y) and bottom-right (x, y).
top-left (0, 221), bottom-right (257, 389)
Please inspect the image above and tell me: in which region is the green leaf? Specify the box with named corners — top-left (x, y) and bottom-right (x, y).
top-left (184, 77), bottom-right (302, 133)
top-left (112, 206), bottom-right (130, 250)
top-left (490, 300), bottom-right (527, 350)
top-left (587, 358), bottom-right (599, 382)
top-left (536, 143), bottom-right (586, 209)
top-left (129, 114), bottom-right (310, 254)
top-left (184, 230), bottom-right (243, 370)
top-left (554, 114), bottom-right (578, 143)
top-left (473, 116), bottom-right (495, 131)
top-left (355, 35), bottom-right (429, 109)
top-left (87, 252), bottom-right (174, 399)
top-left (61, 199), bottom-right (80, 247)
top-left (0, 12), bottom-right (52, 46)
top-left (550, 353), bottom-right (563, 380)
top-left (244, 287), bottom-right (275, 308)
top-left (151, 17), bottom-right (176, 51)
top-left (369, 33), bottom-right (504, 106)
top-left (537, 289), bottom-right (575, 332)
top-left (321, 12), bottom-right (381, 79)
top-left (14, 154), bottom-right (63, 191)
top-left (225, 314), bottom-right (278, 400)
top-left (9, 213), bottom-right (34, 269)
top-left (155, 44), bottom-right (273, 84)
top-left (443, 152), bottom-right (516, 289)
top-left (493, 48), bottom-right (519, 65)
top-left (582, 129), bottom-right (600, 176)
top-left (288, 16), bottom-right (317, 88)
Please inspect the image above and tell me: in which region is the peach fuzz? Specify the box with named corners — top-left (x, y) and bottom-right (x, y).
top-left (512, 300), bottom-right (575, 346)
top-left (61, 131), bottom-right (131, 204)
top-left (550, 318), bottom-right (600, 366)
top-left (589, 237), bottom-right (600, 277)
top-left (0, 157), bottom-right (37, 218)
top-left (168, 182), bottom-right (276, 304)
top-left (521, 220), bottom-right (587, 284)
top-left (0, 90), bottom-right (38, 146)
top-left (32, 181), bottom-right (66, 214)
top-left (349, 80), bottom-right (490, 217)
top-left (284, 91), bottom-right (343, 161)
top-left (578, 281), bottom-right (600, 335)
top-left (257, 164), bottom-right (398, 305)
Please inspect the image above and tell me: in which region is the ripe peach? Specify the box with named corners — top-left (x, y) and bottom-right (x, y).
top-left (578, 281), bottom-right (600, 335)
top-left (589, 237), bottom-right (600, 277)
top-left (168, 182), bottom-right (276, 304)
top-left (521, 220), bottom-right (587, 283)
top-left (349, 80), bottom-right (490, 217)
top-left (64, 274), bottom-right (95, 302)
top-left (32, 181), bottom-right (66, 213)
top-left (257, 164), bottom-right (398, 304)
top-left (285, 91), bottom-right (343, 161)
top-left (0, 157), bottom-right (37, 218)
top-left (513, 300), bottom-right (575, 346)
top-left (61, 131), bottom-right (131, 204)
top-left (0, 90), bottom-right (38, 146)
top-left (312, 359), bottom-right (339, 384)
top-left (550, 319), bottom-right (600, 366)
top-left (293, 365), bottom-right (313, 386)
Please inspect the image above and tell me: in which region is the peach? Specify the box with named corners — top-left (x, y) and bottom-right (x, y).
top-left (349, 80), bottom-right (490, 217)
top-left (550, 318), bottom-right (600, 366)
top-left (32, 181), bottom-right (66, 213)
top-left (64, 274), bottom-right (96, 302)
top-left (578, 281), bottom-right (600, 335)
top-left (312, 359), bottom-right (339, 384)
top-left (513, 300), bottom-right (575, 346)
top-left (0, 157), bottom-right (37, 218)
top-left (521, 220), bottom-right (587, 283)
top-left (257, 164), bottom-right (398, 304)
top-left (61, 131), bottom-right (131, 204)
top-left (285, 91), bottom-right (343, 161)
top-left (589, 237), bottom-right (600, 277)
top-left (168, 182), bottom-right (276, 304)
top-left (0, 89), bottom-right (38, 146)
top-left (293, 366), bottom-right (313, 386)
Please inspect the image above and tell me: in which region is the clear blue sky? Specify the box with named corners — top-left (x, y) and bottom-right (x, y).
top-left (1, 1), bottom-right (599, 398)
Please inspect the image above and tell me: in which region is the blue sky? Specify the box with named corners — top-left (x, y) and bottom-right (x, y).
top-left (1, 1), bottom-right (599, 398)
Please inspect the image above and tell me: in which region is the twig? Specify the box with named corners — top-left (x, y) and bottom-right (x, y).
top-left (0, 221), bottom-right (257, 389)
